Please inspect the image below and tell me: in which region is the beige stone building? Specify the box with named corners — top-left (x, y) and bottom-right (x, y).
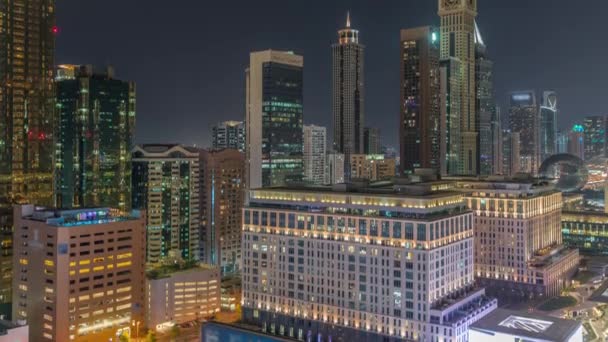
top-left (145, 264), bottom-right (220, 331)
top-left (350, 154), bottom-right (396, 181)
top-left (12, 205), bottom-right (145, 341)
top-left (451, 178), bottom-right (579, 297)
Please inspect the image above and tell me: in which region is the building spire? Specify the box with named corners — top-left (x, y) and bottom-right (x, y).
top-left (346, 11), bottom-right (351, 28)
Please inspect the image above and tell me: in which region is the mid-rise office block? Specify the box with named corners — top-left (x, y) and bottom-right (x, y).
top-left (350, 154), bottom-right (396, 181)
top-left (212, 121), bottom-right (245, 152)
top-left (509, 91), bottom-right (539, 175)
top-left (56, 65), bottom-right (136, 211)
top-left (145, 264), bottom-right (220, 331)
top-left (12, 205), bottom-right (145, 342)
top-left (439, 0), bottom-right (478, 175)
top-left (303, 125), bottom-right (327, 185)
top-left (246, 50), bottom-right (304, 189)
top-left (242, 184), bottom-right (496, 342)
top-left (583, 116), bottom-right (606, 160)
top-left (540, 91), bottom-right (558, 163)
top-left (439, 58), bottom-right (462, 176)
top-left (0, 0), bottom-right (56, 307)
top-left (333, 13), bottom-right (365, 180)
top-left (364, 127), bottom-right (381, 155)
top-left (452, 179), bottom-right (579, 298)
top-left (399, 26), bottom-right (440, 175)
top-left (326, 152), bottom-right (345, 185)
top-left (562, 211), bottom-right (608, 256)
top-left (200, 149), bottom-right (245, 273)
top-left (132, 144), bottom-right (200, 264)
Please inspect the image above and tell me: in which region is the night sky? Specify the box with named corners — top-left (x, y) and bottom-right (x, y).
top-left (56, 0), bottom-right (608, 148)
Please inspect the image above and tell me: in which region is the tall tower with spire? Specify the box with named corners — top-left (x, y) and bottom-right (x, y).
top-left (332, 11), bottom-right (365, 181)
top-left (438, 0), bottom-right (478, 175)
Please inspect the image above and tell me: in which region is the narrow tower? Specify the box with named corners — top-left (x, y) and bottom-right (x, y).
top-left (332, 12), bottom-right (365, 181)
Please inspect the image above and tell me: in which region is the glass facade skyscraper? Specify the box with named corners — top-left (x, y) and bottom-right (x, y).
top-left (246, 50), bottom-right (304, 189)
top-left (475, 22), bottom-right (494, 176)
top-left (55, 65), bottom-right (135, 211)
top-left (0, 0), bottom-right (56, 308)
top-left (509, 91), bottom-right (539, 175)
top-left (399, 26), bottom-right (440, 175)
top-left (539, 91), bottom-right (558, 163)
top-left (583, 115), bottom-right (606, 160)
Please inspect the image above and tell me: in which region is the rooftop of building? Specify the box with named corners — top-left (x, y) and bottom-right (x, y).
top-left (132, 144), bottom-right (200, 156)
top-left (529, 246), bottom-right (578, 269)
top-left (469, 308), bottom-right (581, 342)
top-left (146, 260), bottom-right (218, 280)
top-left (0, 319), bottom-right (20, 335)
top-left (18, 205), bottom-right (141, 227)
top-left (562, 210), bottom-right (608, 222)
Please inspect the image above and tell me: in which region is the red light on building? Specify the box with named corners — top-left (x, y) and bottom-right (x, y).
top-left (52, 26), bottom-right (59, 34)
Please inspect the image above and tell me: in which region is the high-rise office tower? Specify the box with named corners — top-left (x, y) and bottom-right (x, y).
top-left (454, 179), bottom-right (579, 298)
top-left (363, 127), bottom-right (381, 155)
top-left (246, 50), bottom-right (304, 189)
top-left (0, 0), bottom-right (56, 307)
top-left (490, 107), bottom-right (503, 174)
top-left (539, 91), bottom-right (558, 163)
top-left (200, 149), bottom-right (245, 273)
top-left (326, 152), bottom-right (345, 185)
top-left (242, 184), bottom-right (497, 342)
top-left (55, 65), bottom-right (136, 211)
top-left (12, 205), bottom-right (145, 341)
top-left (439, 58), bottom-right (462, 175)
top-left (438, 0), bottom-right (478, 175)
top-left (303, 125), bottom-right (327, 185)
top-left (131, 144), bottom-right (200, 264)
top-left (399, 26), bottom-right (440, 175)
top-left (568, 125), bottom-right (585, 160)
top-left (212, 120), bottom-right (245, 152)
top-left (509, 91), bottom-right (539, 175)
top-left (474, 22), bottom-right (494, 176)
top-left (332, 12), bottom-right (365, 180)
top-left (502, 130), bottom-right (520, 176)
top-left (583, 116), bottom-right (606, 160)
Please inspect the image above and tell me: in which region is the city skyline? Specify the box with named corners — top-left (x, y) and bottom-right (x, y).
top-left (56, 0), bottom-right (608, 148)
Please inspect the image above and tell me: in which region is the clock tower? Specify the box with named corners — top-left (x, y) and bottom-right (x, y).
top-left (438, 0), bottom-right (478, 175)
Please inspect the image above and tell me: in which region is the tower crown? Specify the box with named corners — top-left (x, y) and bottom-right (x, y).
top-left (338, 11), bottom-right (359, 44)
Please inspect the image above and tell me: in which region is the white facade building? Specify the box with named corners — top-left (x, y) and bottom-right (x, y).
top-left (303, 125), bottom-right (327, 185)
top-left (326, 152), bottom-right (345, 184)
top-left (242, 182), bottom-right (496, 342)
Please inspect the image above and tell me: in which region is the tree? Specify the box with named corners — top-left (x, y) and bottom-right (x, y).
top-left (119, 334), bottom-right (130, 342)
top-left (146, 331), bottom-right (157, 342)
top-left (170, 325), bottom-right (181, 339)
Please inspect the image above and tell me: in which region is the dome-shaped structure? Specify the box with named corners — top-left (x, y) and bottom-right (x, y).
top-left (539, 153), bottom-right (588, 193)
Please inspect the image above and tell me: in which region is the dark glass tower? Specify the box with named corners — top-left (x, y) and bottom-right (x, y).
top-left (55, 65), bottom-right (135, 211)
top-left (399, 26), bottom-right (440, 175)
top-left (332, 12), bottom-right (365, 180)
top-left (583, 115), bottom-right (606, 160)
top-left (474, 22), bottom-right (494, 176)
top-left (246, 50), bottom-right (304, 189)
top-left (509, 91), bottom-right (539, 175)
top-left (0, 0), bottom-right (56, 310)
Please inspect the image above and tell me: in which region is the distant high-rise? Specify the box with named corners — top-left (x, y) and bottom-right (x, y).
top-left (539, 91), bottom-right (558, 163)
top-left (0, 0), bottom-right (56, 306)
top-left (399, 26), bottom-right (440, 174)
top-left (439, 0), bottom-right (478, 175)
top-left (212, 120), bottom-right (245, 152)
top-left (132, 144), bottom-right (200, 263)
top-left (246, 50), bottom-right (304, 189)
top-left (363, 127), bottom-right (381, 155)
top-left (556, 129), bottom-right (569, 154)
top-left (350, 154), bottom-right (396, 181)
top-left (502, 130), bottom-right (520, 176)
top-left (200, 149), bottom-right (245, 273)
top-left (332, 12), bottom-right (365, 180)
top-left (303, 125), bottom-right (327, 185)
top-left (568, 124), bottom-right (585, 160)
top-left (439, 58), bottom-right (462, 176)
top-left (490, 107), bottom-right (503, 174)
top-left (475, 22), bottom-right (494, 176)
top-left (56, 65), bottom-right (136, 211)
top-left (326, 152), bottom-right (345, 184)
top-left (13, 205), bottom-right (145, 341)
top-left (583, 116), bottom-right (606, 160)
top-left (509, 91), bottom-right (539, 174)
